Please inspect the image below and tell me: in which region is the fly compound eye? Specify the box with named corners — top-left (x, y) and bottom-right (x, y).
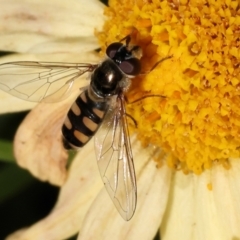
top-left (106, 42), bottom-right (123, 58)
top-left (119, 58), bottom-right (141, 76)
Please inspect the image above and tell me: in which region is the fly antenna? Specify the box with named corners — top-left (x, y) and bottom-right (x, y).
top-left (120, 35), bottom-right (131, 46)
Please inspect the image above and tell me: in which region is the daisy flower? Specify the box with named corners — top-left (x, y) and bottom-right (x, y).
top-left (1, 0), bottom-right (240, 240)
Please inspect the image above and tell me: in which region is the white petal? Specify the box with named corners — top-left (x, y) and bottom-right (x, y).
top-left (0, 34), bottom-right (99, 53)
top-left (28, 37), bottom-right (99, 54)
top-left (0, 91), bottom-right (36, 113)
top-left (78, 141), bottom-right (172, 240)
top-left (161, 159), bottom-right (240, 240)
top-left (14, 94), bottom-right (72, 186)
top-left (0, 51), bottom-right (100, 114)
top-left (212, 159), bottom-right (240, 239)
top-left (7, 140), bottom-right (103, 240)
top-left (0, 0), bottom-right (104, 52)
top-left (160, 170), bottom-right (195, 240)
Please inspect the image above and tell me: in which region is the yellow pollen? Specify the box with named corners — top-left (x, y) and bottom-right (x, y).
top-left (96, 0), bottom-right (240, 174)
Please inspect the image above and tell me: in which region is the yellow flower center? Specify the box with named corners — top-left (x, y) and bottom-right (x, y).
top-left (96, 0), bottom-right (240, 174)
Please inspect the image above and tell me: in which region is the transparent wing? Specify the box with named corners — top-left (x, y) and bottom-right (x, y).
top-left (95, 95), bottom-right (137, 221)
top-left (0, 61), bottom-right (97, 102)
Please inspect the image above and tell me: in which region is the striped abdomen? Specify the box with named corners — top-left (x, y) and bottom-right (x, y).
top-left (62, 90), bottom-right (109, 149)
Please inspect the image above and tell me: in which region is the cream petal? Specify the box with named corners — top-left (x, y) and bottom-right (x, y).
top-left (160, 170), bottom-right (195, 240)
top-left (28, 37), bottom-right (100, 54)
top-left (0, 51), bottom-right (100, 113)
top-left (212, 159), bottom-right (240, 239)
top-left (0, 0), bottom-right (105, 52)
top-left (78, 141), bottom-right (172, 240)
top-left (14, 95), bottom-right (72, 186)
top-left (161, 160), bottom-right (240, 240)
top-left (0, 33), bottom-right (55, 53)
top-left (7, 140), bottom-right (103, 240)
top-left (0, 51), bottom-right (100, 65)
top-left (0, 34), bottom-right (99, 53)
top-left (0, 91), bottom-right (36, 113)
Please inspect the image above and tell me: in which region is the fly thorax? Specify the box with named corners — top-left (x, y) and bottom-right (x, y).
top-left (90, 59), bottom-right (125, 98)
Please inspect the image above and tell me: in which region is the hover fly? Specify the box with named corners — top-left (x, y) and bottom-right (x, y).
top-left (0, 36), bottom-right (141, 221)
